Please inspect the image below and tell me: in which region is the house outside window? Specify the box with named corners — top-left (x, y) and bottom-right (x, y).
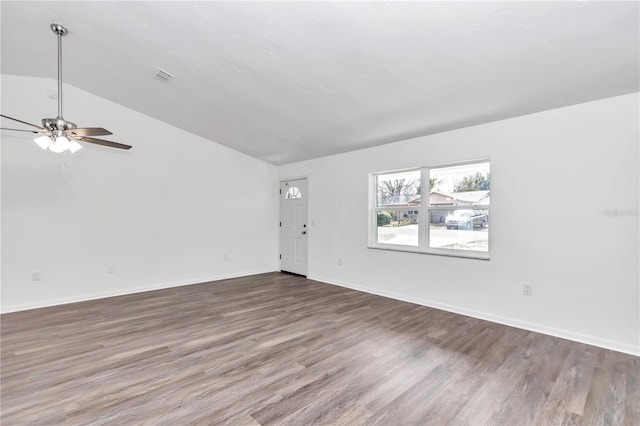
top-left (370, 160), bottom-right (490, 259)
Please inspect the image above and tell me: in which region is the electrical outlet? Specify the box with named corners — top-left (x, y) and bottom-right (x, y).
top-left (224, 254), bottom-right (228, 261)
top-left (523, 283), bottom-right (533, 296)
top-left (338, 257), bottom-right (343, 266)
top-left (107, 265), bottom-right (116, 274)
top-left (31, 271), bottom-right (41, 281)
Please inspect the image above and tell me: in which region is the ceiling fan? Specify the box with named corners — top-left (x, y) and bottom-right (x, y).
top-left (0, 23), bottom-right (132, 152)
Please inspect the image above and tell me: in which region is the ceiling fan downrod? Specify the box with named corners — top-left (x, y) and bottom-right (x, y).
top-left (43, 24), bottom-right (77, 134)
top-left (51, 23), bottom-right (67, 119)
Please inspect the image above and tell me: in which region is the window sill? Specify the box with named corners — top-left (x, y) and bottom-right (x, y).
top-left (367, 244), bottom-right (490, 261)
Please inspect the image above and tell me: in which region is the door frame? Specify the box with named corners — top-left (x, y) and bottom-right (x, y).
top-left (279, 176), bottom-right (309, 276)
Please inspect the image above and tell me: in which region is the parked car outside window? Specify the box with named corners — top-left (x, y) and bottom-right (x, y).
top-left (445, 210), bottom-right (488, 229)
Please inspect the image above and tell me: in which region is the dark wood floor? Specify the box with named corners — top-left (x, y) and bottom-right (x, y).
top-left (1, 272), bottom-right (638, 425)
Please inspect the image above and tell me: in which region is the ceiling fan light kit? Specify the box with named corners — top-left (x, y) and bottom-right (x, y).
top-left (0, 23), bottom-right (132, 152)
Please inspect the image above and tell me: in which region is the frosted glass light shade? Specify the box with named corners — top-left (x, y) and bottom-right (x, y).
top-left (48, 138), bottom-right (66, 153)
top-left (33, 134), bottom-right (83, 153)
top-left (68, 139), bottom-right (83, 153)
top-left (34, 135), bottom-right (53, 150)
top-left (54, 135), bottom-right (71, 151)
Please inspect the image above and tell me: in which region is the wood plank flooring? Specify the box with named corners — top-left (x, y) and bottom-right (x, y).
top-left (1, 272), bottom-right (638, 425)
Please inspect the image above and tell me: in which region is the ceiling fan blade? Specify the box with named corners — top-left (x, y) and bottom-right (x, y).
top-left (76, 136), bottom-right (132, 150)
top-left (0, 114), bottom-right (46, 130)
top-left (68, 127), bottom-right (113, 137)
top-left (1, 127), bottom-right (46, 134)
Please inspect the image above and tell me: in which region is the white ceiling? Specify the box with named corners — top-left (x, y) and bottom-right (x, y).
top-left (1, 1), bottom-right (638, 165)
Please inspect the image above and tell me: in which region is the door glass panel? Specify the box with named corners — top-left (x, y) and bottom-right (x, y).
top-left (286, 187), bottom-right (302, 199)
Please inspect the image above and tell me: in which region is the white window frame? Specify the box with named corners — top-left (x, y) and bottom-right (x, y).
top-left (369, 159), bottom-right (490, 260)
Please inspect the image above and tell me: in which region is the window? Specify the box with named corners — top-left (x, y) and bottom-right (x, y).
top-left (370, 160), bottom-right (490, 259)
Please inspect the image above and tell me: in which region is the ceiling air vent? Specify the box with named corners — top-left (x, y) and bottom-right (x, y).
top-left (154, 68), bottom-right (174, 83)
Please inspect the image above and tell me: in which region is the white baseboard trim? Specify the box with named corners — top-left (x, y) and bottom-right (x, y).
top-left (1, 269), bottom-right (277, 314)
top-left (308, 274), bottom-right (640, 357)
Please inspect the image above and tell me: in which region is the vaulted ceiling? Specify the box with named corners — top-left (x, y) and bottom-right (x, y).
top-left (2, 1), bottom-right (638, 164)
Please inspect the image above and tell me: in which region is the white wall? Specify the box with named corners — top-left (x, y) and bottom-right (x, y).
top-left (279, 93), bottom-right (640, 355)
top-left (1, 74), bottom-right (279, 312)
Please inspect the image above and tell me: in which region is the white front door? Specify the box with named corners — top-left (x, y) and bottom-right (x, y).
top-left (280, 178), bottom-right (308, 276)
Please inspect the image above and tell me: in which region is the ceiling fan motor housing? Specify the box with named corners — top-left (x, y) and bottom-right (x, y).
top-left (42, 117), bottom-right (77, 132)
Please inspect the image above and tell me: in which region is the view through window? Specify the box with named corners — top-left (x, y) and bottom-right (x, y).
top-left (372, 160), bottom-right (490, 258)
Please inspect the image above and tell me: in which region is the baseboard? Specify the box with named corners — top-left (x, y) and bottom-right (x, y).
top-left (308, 274), bottom-right (640, 357)
top-left (1, 269), bottom-right (278, 314)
